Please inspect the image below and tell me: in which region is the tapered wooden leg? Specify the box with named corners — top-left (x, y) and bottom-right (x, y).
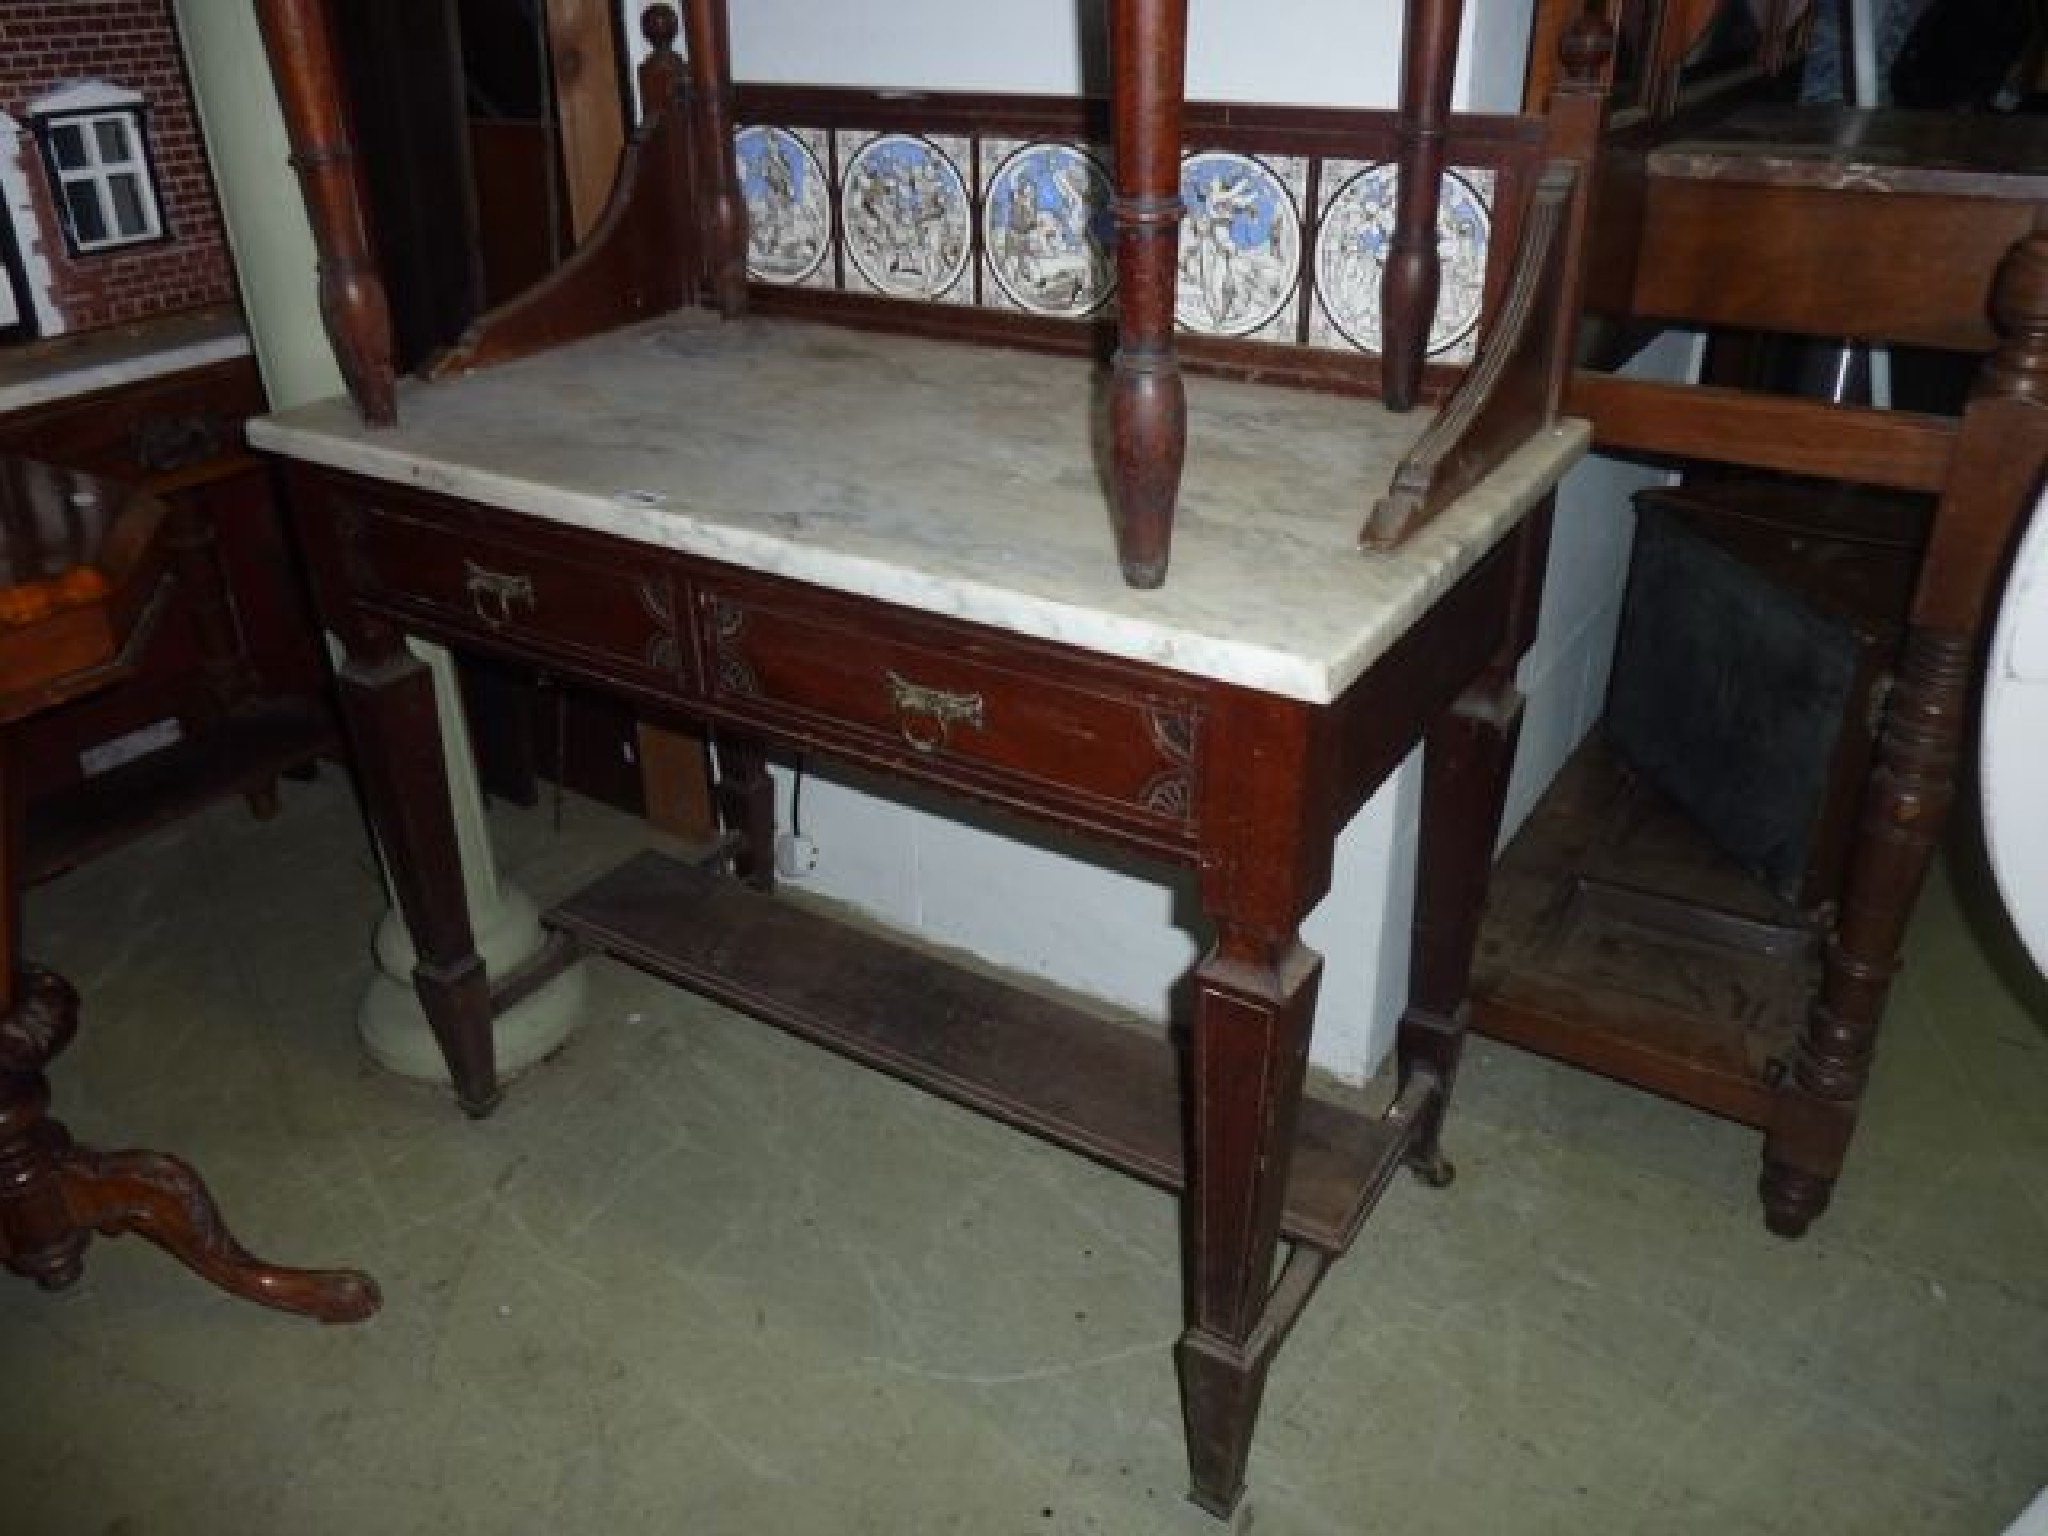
top-left (1399, 681), bottom-right (1527, 1187)
top-left (1400, 504), bottom-right (1550, 1184)
top-left (1177, 689), bottom-right (1336, 1516)
top-left (713, 730), bottom-right (776, 892)
top-left (1176, 928), bottom-right (1322, 1516)
top-left (0, 968), bottom-right (378, 1322)
top-left (333, 626), bottom-right (501, 1114)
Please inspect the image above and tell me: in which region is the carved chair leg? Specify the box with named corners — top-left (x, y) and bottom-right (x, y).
top-left (0, 967), bottom-right (378, 1322)
top-left (1761, 626), bottom-right (1968, 1238)
top-left (57, 1146), bottom-right (380, 1322)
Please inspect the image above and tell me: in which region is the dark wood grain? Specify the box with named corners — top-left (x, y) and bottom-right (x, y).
top-left (253, 0), bottom-right (397, 425)
top-left (1105, 0), bottom-right (1190, 588)
top-left (429, 11), bottom-right (699, 380)
top-left (1380, 0), bottom-right (1465, 410)
top-left (548, 850), bottom-right (1416, 1256)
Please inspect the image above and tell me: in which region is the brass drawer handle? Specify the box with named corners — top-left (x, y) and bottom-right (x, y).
top-left (886, 670), bottom-right (985, 753)
top-left (463, 559), bottom-right (536, 626)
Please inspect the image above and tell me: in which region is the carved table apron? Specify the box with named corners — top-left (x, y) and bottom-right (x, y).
top-left (254, 315), bottom-right (1588, 1515)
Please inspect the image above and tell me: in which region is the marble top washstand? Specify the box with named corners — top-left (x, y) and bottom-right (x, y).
top-left (250, 313), bottom-right (1589, 705)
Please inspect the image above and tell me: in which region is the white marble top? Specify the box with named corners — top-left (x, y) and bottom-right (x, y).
top-left (250, 313), bottom-right (1588, 704)
top-left (0, 306), bottom-right (252, 416)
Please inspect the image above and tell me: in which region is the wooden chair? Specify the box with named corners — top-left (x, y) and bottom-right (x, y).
top-left (1475, 87), bottom-right (2048, 1235)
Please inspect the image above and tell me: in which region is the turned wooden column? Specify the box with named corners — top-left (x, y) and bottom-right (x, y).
top-left (254, 0), bottom-right (398, 426)
top-left (1176, 690), bottom-right (1335, 1515)
top-left (1106, 0), bottom-right (1190, 590)
top-left (1761, 233), bottom-right (2048, 1236)
top-left (1381, 0), bottom-right (1463, 411)
top-left (682, 0), bottom-right (748, 316)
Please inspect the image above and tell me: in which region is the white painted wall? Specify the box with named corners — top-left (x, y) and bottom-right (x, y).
top-left (170, 0), bottom-right (345, 410)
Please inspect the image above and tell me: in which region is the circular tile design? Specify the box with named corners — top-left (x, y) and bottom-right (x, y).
top-left (736, 126), bottom-right (830, 286)
top-left (983, 142), bottom-right (1116, 317)
top-left (1314, 164), bottom-right (1490, 357)
top-left (1175, 151), bottom-right (1301, 338)
top-left (842, 134), bottom-right (972, 301)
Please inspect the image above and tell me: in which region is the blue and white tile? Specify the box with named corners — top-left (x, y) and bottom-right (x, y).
top-left (736, 125), bottom-right (834, 290)
top-left (979, 138), bottom-right (1116, 319)
top-left (1173, 150), bottom-right (1306, 343)
top-left (1311, 161), bottom-right (1494, 363)
top-left (838, 131), bottom-right (975, 305)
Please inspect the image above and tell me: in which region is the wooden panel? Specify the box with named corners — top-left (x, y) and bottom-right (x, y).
top-left (1472, 738), bottom-right (1816, 1126)
top-left (544, 0), bottom-right (625, 242)
top-left (549, 850), bottom-right (1416, 1256)
top-left (317, 477), bottom-right (687, 690)
top-left (1633, 180), bottom-right (2030, 351)
top-left (1568, 371), bottom-right (1958, 492)
top-left (697, 579), bottom-right (1201, 840)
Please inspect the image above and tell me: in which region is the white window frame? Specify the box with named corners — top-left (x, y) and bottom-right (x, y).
top-left (35, 97), bottom-right (166, 257)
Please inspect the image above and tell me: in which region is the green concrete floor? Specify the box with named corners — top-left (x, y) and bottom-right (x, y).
top-left (2, 771), bottom-right (2043, 1535)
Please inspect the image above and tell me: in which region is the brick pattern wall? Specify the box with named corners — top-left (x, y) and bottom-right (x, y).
top-left (1, 0), bottom-right (235, 335)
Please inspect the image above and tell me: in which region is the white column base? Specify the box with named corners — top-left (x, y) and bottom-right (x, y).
top-left (357, 887), bottom-right (587, 1085)
top-left (352, 639), bottom-right (589, 1088)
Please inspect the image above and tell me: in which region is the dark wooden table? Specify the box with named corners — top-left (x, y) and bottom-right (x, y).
top-left (0, 454), bottom-right (377, 1322)
top-left (255, 314), bottom-right (1587, 1513)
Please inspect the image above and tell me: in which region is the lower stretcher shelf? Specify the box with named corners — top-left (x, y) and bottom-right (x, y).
top-left (1471, 738), bottom-right (1822, 1127)
top-left (547, 849), bottom-right (1419, 1256)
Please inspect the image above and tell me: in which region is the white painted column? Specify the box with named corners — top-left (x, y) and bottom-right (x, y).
top-left (171, 0), bottom-right (583, 1084)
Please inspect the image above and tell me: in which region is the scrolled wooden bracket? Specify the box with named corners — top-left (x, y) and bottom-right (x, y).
top-left (1362, 165), bottom-right (1577, 549)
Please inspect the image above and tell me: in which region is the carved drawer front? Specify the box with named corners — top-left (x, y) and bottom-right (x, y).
top-left (326, 482), bottom-right (687, 689)
top-left (699, 587), bottom-right (1201, 836)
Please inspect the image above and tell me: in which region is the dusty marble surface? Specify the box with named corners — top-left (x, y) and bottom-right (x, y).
top-left (250, 313), bottom-right (1588, 704)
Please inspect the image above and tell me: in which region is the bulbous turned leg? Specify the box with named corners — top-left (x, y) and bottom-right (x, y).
top-left (0, 964), bottom-right (379, 1323)
top-left (0, 968), bottom-right (91, 1290)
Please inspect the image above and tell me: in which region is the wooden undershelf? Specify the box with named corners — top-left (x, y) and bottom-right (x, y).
top-left (548, 851), bottom-right (1418, 1256)
top-left (26, 698), bottom-right (337, 883)
top-left (1472, 739), bottom-right (1822, 1128)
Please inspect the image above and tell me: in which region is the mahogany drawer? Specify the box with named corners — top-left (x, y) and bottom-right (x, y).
top-left (697, 584), bottom-right (1202, 839)
top-left (320, 479), bottom-right (688, 692)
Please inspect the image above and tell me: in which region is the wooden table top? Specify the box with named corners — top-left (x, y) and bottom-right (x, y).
top-left (1649, 106), bottom-right (2048, 199)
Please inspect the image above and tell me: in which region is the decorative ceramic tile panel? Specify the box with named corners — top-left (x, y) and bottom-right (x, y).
top-left (979, 140), bottom-right (1117, 318)
top-left (1310, 163), bottom-right (1493, 362)
top-left (737, 125), bottom-right (834, 289)
top-left (1174, 151), bottom-right (1307, 343)
top-left (838, 132), bottom-right (975, 305)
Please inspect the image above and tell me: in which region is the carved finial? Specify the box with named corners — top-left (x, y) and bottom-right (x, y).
top-left (1978, 232), bottom-right (2048, 406)
top-left (1559, 8), bottom-right (1617, 90)
top-left (641, 2), bottom-right (679, 52)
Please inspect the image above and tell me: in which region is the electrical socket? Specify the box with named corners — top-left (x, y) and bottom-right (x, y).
top-left (774, 833), bottom-right (820, 879)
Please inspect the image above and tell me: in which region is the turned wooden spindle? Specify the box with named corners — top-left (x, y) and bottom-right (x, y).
top-left (1760, 229), bottom-right (2048, 1237)
top-left (1107, 0), bottom-right (1191, 590)
top-left (681, 0), bottom-right (748, 317)
top-left (1380, 0), bottom-right (1464, 411)
top-left (254, 0), bottom-right (398, 426)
